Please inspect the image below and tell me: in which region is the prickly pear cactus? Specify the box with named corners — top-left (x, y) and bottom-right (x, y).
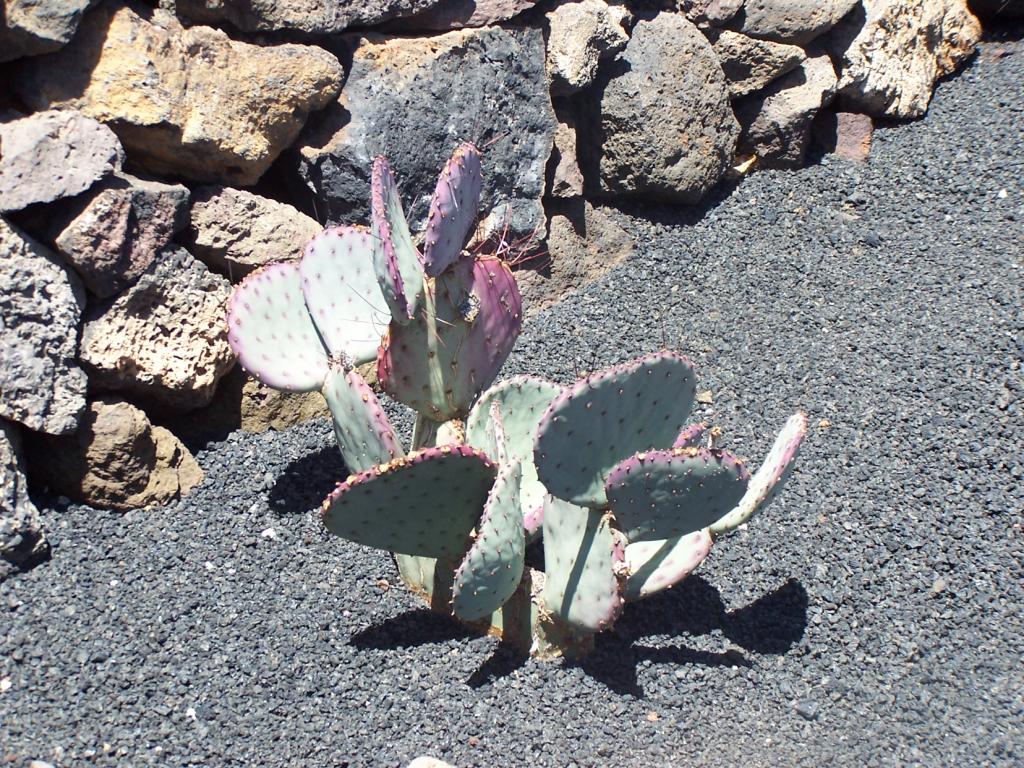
top-left (223, 144), bottom-right (811, 661)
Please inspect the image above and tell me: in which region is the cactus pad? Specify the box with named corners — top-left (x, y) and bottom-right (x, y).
top-left (299, 226), bottom-right (389, 366)
top-left (622, 529), bottom-right (713, 602)
top-left (535, 352), bottom-right (698, 507)
top-left (321, 445), bottom-right (497, 558)
top-left (542, 496), bottom-right (624, 633)
top-left (379, 256), bottom-right (522, 421)
top-left (371, 155), bottom-right (424, 323)
top-left (467, 375), bottom-right (564, 527)
top-left (451, 461), bottom-right (525, 621)
top-left (226, 262), bottom-right (328, 392)
top-left (673, 422), bottom-right (708, 449)
top-left (606, 447), bottom-right (750, 542)
top-left (423, 143), bottom-right (483, 277)
top-left (710, 413), bottom-right (807, 537)
top-left (321, 367), bottom-right (404, 473)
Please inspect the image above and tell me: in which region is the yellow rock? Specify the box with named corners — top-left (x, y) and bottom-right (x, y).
top-left (16, 2), bottom-right (344, 185)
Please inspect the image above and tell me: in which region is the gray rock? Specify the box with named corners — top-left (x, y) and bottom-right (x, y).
top-left (386, 0), bottom-right (540, 30)
top-left (186, 187), bottom-right (322, 279)
top-left (0, 419), bottom-right (48, 581)
top-left (169, 0), bottom-right (444, 33)
top-left (0, 218), bottom-right (87, 435)
top-left (48, 173), bottom-right (190, 298)
top-left (681, 0), bottom-right (744, 27)
top-left (293, 26), bottom-right (555, 241)
top-left (79, 247), bottom-right (234, 411)
top-left (0, 110), bottom-right (123, 212)
top-left (546, 0), bottom-right (631, 95)
top-left (0, 0), bottom-right (91, 63)
top-left (732, 0), bottom-right (859, 44)
top-left (581, 12), bottom-right (738, 203)
top-left (710, 29), bottom-right (807, 98)
top-left (735, 52), bottom-right (838, 168)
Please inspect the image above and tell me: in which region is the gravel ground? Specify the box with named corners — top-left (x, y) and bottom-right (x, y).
top-left (3, 34), bottom-right (1023, 768)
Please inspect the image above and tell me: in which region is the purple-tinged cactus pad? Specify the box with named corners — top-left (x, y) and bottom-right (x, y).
top-left (226, 262), bottom-right (328, 392)
top-left (378, 256), bottom-right (522, 422)
top-left (451, 461), bottom-right (525, 621)
top-left (606, 447), bottom-right (750, 542)
top-left (321, 445), bottom-right (497, 559)
top-left (299, 226), bottom-right (389, 366)
top-left (371, 155), bottom-right (423, 323)
top-left (542, 496), bottom-right (625, 633)
top-left (467, 375), bottom-right (564, 529)
top-left (673, 422), bottom-right (708, 449)
top-left (710, 413), bottom-right (807, 537)
top-left (422, 142), bottom-right (483, 277)
top-left (623, 529), bottom-right (713, 602)
top-left (534, 351), bottom-right (698, 508)
top-left (321, 367), bottom-right (404, 474)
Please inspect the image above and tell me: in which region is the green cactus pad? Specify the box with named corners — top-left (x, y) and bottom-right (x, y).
top-left (542, 496), bottom-right (624, 633)
top-left (710, 413), bottom-right (807, 537)
top-left (451, 461), bottom-right (525, 621)
top-left (467, 375), bottom-right (564, 527)
top-left (423, 142), bottom-right (483, 277)
top-left (534, 351), bottom-right (698, 507)
top-left (321, 445), bottom-right (497, 558)
top-left (622, 529), bottom-right (713, 602)
top-left (378, 257), bottom-right (521, 422)
top-left (226, 262), bottom-right (328, 392)
top-left (605, 447), bottom-right (750, 542)
top-left (321, 367), bottom-right (405, 473)
top-left (371, 155), bottom-right (424, 323)
top-left (299, 226), bottom-right (389, 366)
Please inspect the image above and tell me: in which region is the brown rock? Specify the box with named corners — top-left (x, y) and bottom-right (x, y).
top-left (814, 111), bottom-right (873, 162)
top-left (735, 52), bottom-right (838, 168)
top-left (548, 112), bottom-right (585, 199)
top-left (1, 419), bottom-right (48, 580)
top-left (0, 110), bottom-right (123, 212)
top-left (170, 365), bottom-right (329, 446)
top-left (25, 398), bottom-right (203, 510)
top-left (80, 247), bottom-right (234, 411)
top-left (0, 218), bottom-right (87, 435)
top-left (16, 2), bottom-right (344, 185)
top-left (710, 29), bottom-right (807, 98)
top-left (50, 173), bottom-right (190, 298)
top-left (0, 0), bottom-right (91, 62)
top-left (186, 187), bottom-right (322, 279)
top-left (518, 200), bottom-right (633, 316)
top-left (833, 0), bottom-right (982, 118)
top-left (546, 0), bottom-right (631, 95)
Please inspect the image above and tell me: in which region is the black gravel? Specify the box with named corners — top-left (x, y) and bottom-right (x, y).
top-left (4, 37), bottom-right (1023, 768)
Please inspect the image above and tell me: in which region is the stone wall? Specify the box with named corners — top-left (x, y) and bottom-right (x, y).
top-left (0, 0), bottom-right (1002, 576)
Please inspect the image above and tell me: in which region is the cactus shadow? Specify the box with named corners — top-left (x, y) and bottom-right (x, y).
top-left (268, 445), bottom-right (348, 516)
top-left (349, 609), bottom-right (478, 649)
top-left (571, 576), bottom-right (808, 696)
